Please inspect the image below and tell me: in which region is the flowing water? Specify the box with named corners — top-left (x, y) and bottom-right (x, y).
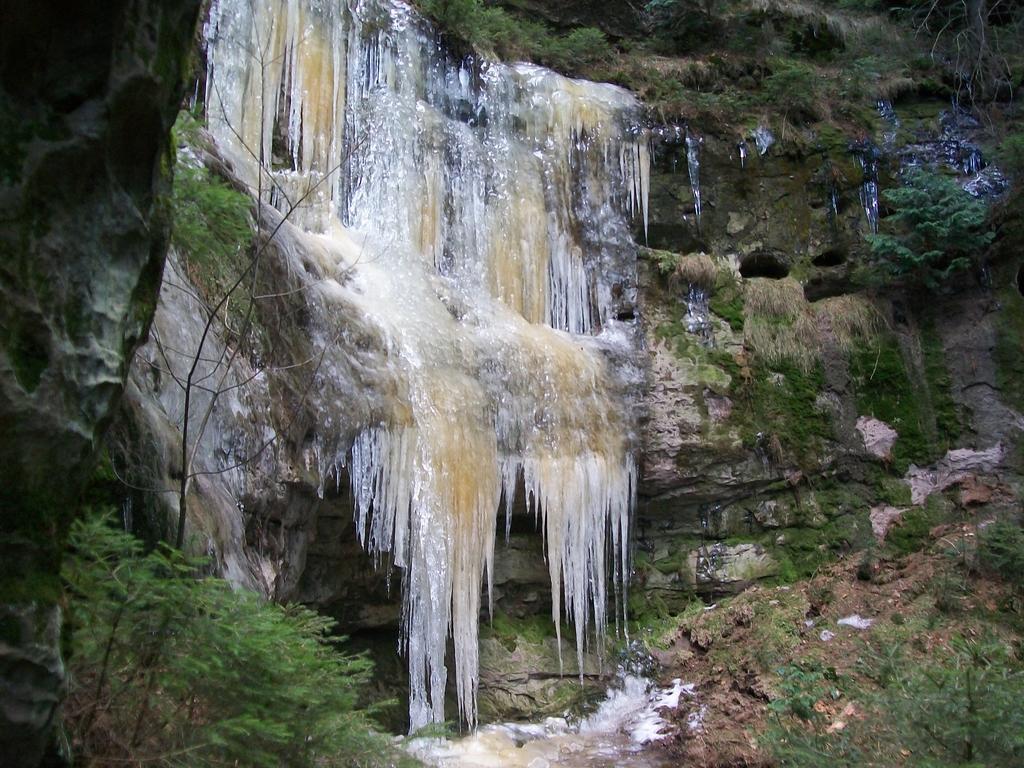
top-left (852, 139), bottom-right (881, 234)
top-left (205, 0), bottom-right (649, 734)
top-left (409, 674), bottom-right (692, 767)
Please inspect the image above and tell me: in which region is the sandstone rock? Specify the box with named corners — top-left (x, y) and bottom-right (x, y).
top-left (477, 637), bottom-right (606, 722)
top-left (726, 212), bottom-right (752, 235)
top-left (705, 391), bottom-right (733, 423)
top-left (856, 416), bottom-right (898, 461)
top-left (687, 543), bottom-right (779, 593)
top-left (958, 475), bottom-right (1010, 507)
top-left (906, 444), bottom-right (1005, 505)
top-left (869, 505), bottom-right (906, 540)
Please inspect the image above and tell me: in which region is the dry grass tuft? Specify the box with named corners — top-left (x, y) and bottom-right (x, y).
top-left (745, 312), bottom-right (821, 371)
top-left (743, 278), bottom-right (820, 370)
top-left (744, 277), bottom-right (805, 319)
top-left (813, 295), bottom-right (886, 352)
top-left (877, 76), bottom-right (919, 101)
top-left (674, 253), bottom-right (719, 290)
top-left (749, 0), bottom-right (851, 39)
top-left (748, 0), bottom-right (884, 41)
top-left (742, 279), bottom-right (886, 372)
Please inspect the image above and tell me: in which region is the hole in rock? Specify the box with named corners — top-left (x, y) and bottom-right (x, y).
top-left (739, 251), bottom-right (790, 279)
top-left (804, 277), bottom-right (849, 303)
top-left (812, 248), bottom-right (846, 267)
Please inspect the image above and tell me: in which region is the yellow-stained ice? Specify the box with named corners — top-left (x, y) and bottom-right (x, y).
top-left (206, 0), bottom-right (647, 731)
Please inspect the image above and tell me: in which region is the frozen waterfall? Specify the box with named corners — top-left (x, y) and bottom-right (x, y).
top-left (205, 0), bottom-right (648, 732)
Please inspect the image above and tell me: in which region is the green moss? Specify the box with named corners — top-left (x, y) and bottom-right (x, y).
top-left (877, 476), bottom-right (913, 506)
top-left (630, 540), bottom-right (701, 619)
top-left (641, 247), bottom-right (682, 276)
top-left (771, 508), bottom-right (873, 579)
top-left (884, 494), bottom-right (954, 556)
top-left (709, 270), bottom-right (745, 332)
top-left (919, 321), bottom-right (963, 449)
top-left (730, 360), bottom-right (832, 468)
top-left (850, 336), bottom-right (934, 472)
top-left (651, 550), bottom-right (689, 575)
top-left (653, 291), bottom-right (740, 395)
top-left (481, 613), bottom-right (558, 651)
top-left (169, 112), bottom-right (254, 323)
top-left (994, 283), bottom-right (1024, 415)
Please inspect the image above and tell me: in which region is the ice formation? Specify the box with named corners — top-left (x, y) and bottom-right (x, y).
top-left (205, 0), bottom-right (647, 731)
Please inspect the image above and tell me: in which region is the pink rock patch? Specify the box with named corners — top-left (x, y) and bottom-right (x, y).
top-left (856, 416), bottom-right (898, 460)
top-left (870, 505), bottom-right (906, 540)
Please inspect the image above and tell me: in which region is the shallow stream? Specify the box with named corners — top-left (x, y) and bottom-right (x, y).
top-left (409, 675), bottom-right (691, 768)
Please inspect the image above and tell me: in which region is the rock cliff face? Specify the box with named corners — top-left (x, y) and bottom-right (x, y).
top-left (631, 119), bottom-right (1024, 610)
top-left (0, 1), bottom-right (201, 763)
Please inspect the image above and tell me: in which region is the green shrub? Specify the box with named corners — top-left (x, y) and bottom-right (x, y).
top-left (978, 520), bottom-right (1024, 592)
top-left (644, 0), bottom-right (723, 54)
top-left (546, 27), bottom-right (613, 70)
top-left (866, 169), bottom-right (994, 290)
top-left (999, 132), bottom-right (1024, 180)
top-left (886, 636), bottom-right (1024, 765)
top-left (416, 0), bottom-right (611, 75)
top-left (762, 59), bottom-right (822, 123)
top-left (765, 635), bottom-right (1024, 767)
top-left (63, 514), bottom-right (409, 768)
top-left (769, 662), bottom-right (833, 721)
top-left (886, 503), bottom-right (942, 555)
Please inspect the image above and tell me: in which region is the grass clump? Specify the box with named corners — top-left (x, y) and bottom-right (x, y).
top-left (762, 58), bottom-right (823, 123)
top-left (812, 295), bottom-right (883, 352)
top-left (63, 513), bottom-right (407, 768)
top-left (978, 520), bottom-right (1024, 594)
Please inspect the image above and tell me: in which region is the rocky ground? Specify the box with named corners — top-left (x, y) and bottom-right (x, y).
top-left (642, 516), bottom-right (1024, 767)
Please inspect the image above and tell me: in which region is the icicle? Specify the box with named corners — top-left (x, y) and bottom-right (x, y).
top-left (753, 125), bottom-right (774, 156)
top-left (685, 131), bottom-right (702, 226)
top-left (852, 140), bottom-right (881, 234)
top-left (877, 98), bottom-right (900, 151)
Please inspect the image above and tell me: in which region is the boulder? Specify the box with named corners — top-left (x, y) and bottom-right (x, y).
top-left (856, 416), bottom-right (898, 461)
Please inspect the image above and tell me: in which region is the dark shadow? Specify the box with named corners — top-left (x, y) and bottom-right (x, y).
top-left (739, 251), bottom-right (790, 279)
